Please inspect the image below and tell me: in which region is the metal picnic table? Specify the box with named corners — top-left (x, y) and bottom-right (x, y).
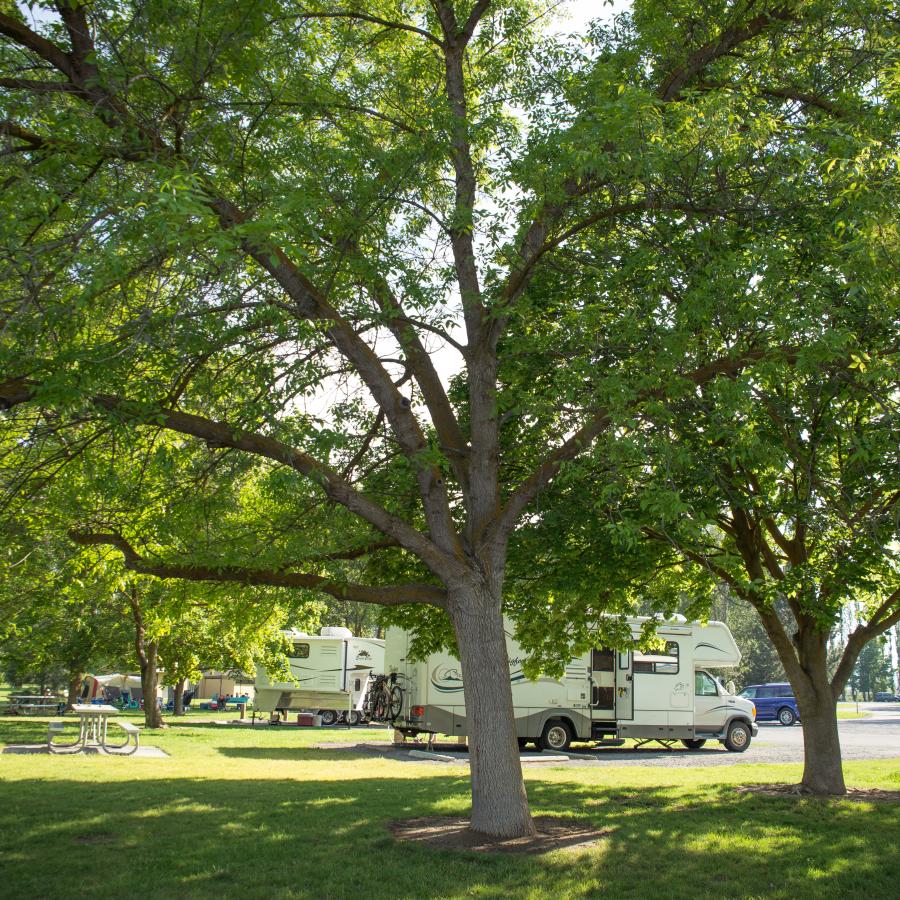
top-left (48, 704), bottom-right (141, 754)
top-left (71, 703), bottom-right (120, 747)
top-left (7, 694), bottom-right (63, 715)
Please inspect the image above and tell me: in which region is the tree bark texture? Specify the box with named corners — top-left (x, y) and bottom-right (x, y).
top-left (795, 682), bottom-right (845, 794)
top-left (449, 586), bottom-right (536, 838)
top-left (760, 610), bottom-right (847, 794)
top-left (66, 670), bottom-right (82, 710)
top-left (128, 586), bottom-right (164, 728)
top-left (140, 641), bottom-right (163, 729)
top-left (173, 676), bottom-right (186, 716)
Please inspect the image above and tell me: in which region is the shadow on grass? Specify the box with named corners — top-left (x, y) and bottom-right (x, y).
top-left (1, 770), bottom-right (898, 900)
top-left (217, 746), bottom-right (379, 762)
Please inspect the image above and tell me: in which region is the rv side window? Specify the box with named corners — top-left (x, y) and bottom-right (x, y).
top-left (292, 643), bottom-right (310, 658)
top-left (633, 641), bottom-right (679, 674)
top-left (618, 651), bottom-right (630, 670)
top-left (695, 671), bottom-right (719, 696)
top-left (592, 648), bottom-right (615, 672)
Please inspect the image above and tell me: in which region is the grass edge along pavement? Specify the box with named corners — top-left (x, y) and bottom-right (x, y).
top-left (1, 714), bottom-right (898, 900)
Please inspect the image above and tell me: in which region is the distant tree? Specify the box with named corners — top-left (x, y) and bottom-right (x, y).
top-left (850, 637), bottom-right (893, 700)
top-left (157, 581), bottom-right (314, 715)
top-left (719, 595), bottom-right (787, 690)
top-left (0, 522), bottom-right (131, 705)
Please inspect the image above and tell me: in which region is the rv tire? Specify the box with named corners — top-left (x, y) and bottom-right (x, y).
top-left (539, 720), bottom-right (573, 752)
top-left (681, 739), bottom-right (706, 750)
top-left (319, 709), bottom-right (338, 726)
top-left (723, 719), bottom-right (752, 752)
top-left (347, 710), bottom-right (361, 726)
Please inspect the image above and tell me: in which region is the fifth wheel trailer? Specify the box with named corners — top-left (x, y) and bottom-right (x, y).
top-left (384, 617), bottom-right (758, 751)
top-left (254, 627), bottom-right (385, 725)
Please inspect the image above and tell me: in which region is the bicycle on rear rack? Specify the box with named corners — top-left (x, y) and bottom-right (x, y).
top-left (365, 673), bottom-right (404, 723)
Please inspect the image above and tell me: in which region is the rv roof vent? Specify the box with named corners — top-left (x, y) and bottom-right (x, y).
top-left (320, 626), bottom-right (353, 638)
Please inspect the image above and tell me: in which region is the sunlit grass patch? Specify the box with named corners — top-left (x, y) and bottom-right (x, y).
top-left (1, 713), bottom-right (898, 899)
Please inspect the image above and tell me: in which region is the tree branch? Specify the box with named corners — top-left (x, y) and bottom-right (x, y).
top-left (657, 5), bottom-right (797, 102)
top-left (493, 348), bottom-right (800, 539)
top-left (0, 377), bottom-right (465, 580)
top-left (0, 11), bottom-right (77, 80)
top-left (69, 531), bottom-right (445, 607)
top-left (831, 588), bottom-right (900, 699)
top-left (296, 10), bottom-right (444, 48)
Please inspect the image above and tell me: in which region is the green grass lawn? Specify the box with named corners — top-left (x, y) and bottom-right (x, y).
top-left (1, 713), bottom-right (898, 900)
top-left (836, 703), bottom-right (869, 719)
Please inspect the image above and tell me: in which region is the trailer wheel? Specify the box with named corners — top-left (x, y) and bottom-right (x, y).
top-left (723, 719), bottom-right (752, 752)
top-left (539, 720), bottom-right (572, 752)
top-left (777, 707), bottom-right (797, 726)
top-left (347, 710), bottom-right (361, 726)
top-left (319, 709), bottom-right (338, 726)
top-left (681, 739), bottom-right (706, 750)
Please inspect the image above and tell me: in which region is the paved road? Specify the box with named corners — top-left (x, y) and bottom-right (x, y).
top-left (361, 703), bottom-right (900, 769)
top-left (551, 702), bottom-right (900, 768)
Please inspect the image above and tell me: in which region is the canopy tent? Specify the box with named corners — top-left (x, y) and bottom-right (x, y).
top-left (81, 673), bottom-right (150, 701)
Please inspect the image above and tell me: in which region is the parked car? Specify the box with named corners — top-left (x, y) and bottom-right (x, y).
top-left (738, 682), bottom-right (801, 725)
top-left (874, 692), bottom-right (900, 702)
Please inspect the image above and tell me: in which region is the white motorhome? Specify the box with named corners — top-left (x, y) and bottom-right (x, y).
top-left (255, 627), bottom-right (385, 725)
top-left (384, 617), bottom-right (758, 751)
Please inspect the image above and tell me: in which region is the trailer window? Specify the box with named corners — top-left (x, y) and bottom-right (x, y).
top-left (633, 641), bottom-right (679, 674)
top-left (292, 643), bottom-right (310, 658)
top-left (591, 648), bottom-right (615, 672)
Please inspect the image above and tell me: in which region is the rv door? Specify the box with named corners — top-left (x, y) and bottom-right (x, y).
top-left (616, 651), bottom-right (634, 720)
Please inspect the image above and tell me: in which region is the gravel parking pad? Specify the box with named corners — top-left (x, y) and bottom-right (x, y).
top-left (322, 704), bottom-right (900, 768)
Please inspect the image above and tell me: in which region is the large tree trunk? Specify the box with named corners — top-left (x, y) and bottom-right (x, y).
top-left (449, 586), bottom-right (536, 839)
top-left (66, 671), bottom-right (82, 710)
top-left (173, 676), bottom-right (186, 716)
top-left (795, 680), bottom-right (845, 794)
top-left (793, 625), bottom-right (845, 794)
top-left (140, 641), bottom-right (163, 729)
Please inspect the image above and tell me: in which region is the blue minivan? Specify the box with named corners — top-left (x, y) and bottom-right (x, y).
top-left (739, 682), bottom-right (801, 726)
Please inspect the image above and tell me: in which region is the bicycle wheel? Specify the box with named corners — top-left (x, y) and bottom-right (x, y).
top-left (388, 685), bottom-right (404, 721)
top-left (373, 690), bottom-right (389, 721)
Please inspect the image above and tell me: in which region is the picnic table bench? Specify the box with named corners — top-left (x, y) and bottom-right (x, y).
top-left (104, 720), bottom-right (141, 754)
top-left (47, 717), bottom-right (141, 756)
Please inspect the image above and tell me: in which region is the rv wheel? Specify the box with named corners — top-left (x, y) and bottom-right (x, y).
top-left (319, 709), bottom-right (338, 726)
top-left (539, 720), bottom-right (572, 752)
top-left (723, 720), bottom-right (751, 752)
top-left (347, 710), bottom-right (361, 726)
top-left (681, 739), bottom-right (706, 750)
